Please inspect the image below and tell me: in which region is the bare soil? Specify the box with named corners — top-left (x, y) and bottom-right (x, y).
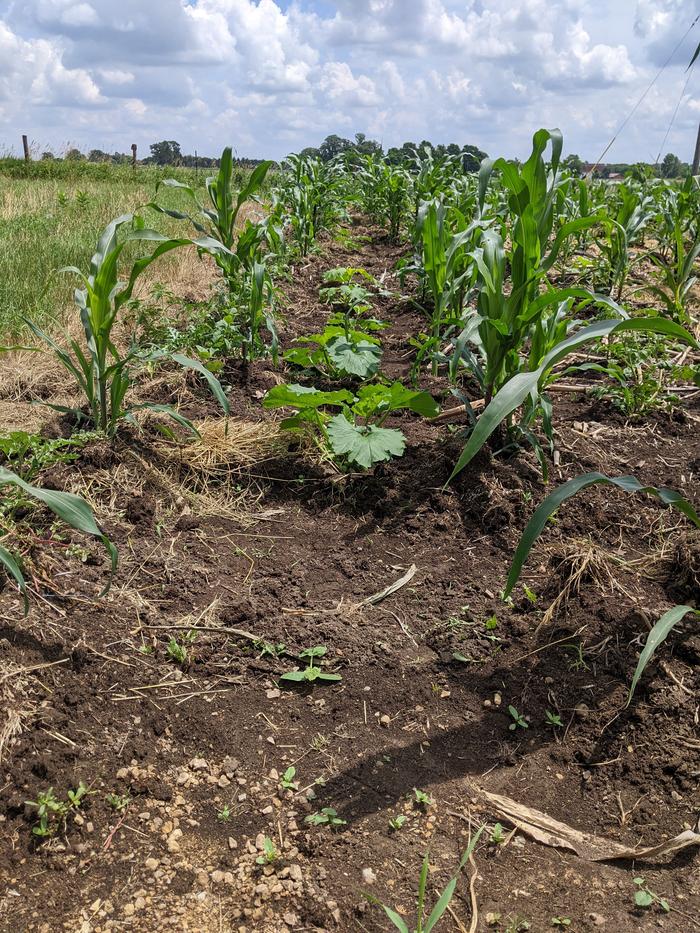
top-left (0, 222), bottom-right (699, 933)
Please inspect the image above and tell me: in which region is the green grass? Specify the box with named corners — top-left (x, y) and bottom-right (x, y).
top-left (0, 161), bottom-right (264, 337)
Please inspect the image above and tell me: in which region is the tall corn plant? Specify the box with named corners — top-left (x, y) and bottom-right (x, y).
top-left (28, 215), bottom-right (231, 435)
top-left (594, 183), bottom-right (654, 299)
top-left (647, 219), bottom-right (700, 326)
top-left (412, 200), bottom-right (483, 374)
top-left (358, 156), bottom-right (409, 240)
top-left (449, 129), bottom-right (699, 479)
top-left (275, 154), bottom-right (342, 257)
top-left (151, 148), bottom-right (276, 363)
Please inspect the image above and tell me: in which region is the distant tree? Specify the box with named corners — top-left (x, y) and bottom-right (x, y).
top-left (660, 153), bottom-right (682, 178)
top-left (65, 148), bottom-right (85, 161)
top-left (88, 149), bottom-right (109, 162)
top-left (149, 140), bottom-right (182, 165)
top-left (299, 146), bottom-right (321, 159)
top-left (318, 134), bottom-right (352, 161)
top-left (461, 144), bottom-right (487, 172)
top-left (563, 153), bottom-right (583, 175)
top-left (353, 132), bottom-right (382, 157)
top-left (41, 151), bottom-right (55, 161)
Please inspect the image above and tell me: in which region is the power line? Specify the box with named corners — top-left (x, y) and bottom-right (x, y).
top-left (654, 55), bottom-right (696, 166)
top-left (587, 13), bottom-right (700, 176)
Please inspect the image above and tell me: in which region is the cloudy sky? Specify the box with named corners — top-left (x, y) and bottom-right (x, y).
top-left (1, 0), bottom-right (699, 163)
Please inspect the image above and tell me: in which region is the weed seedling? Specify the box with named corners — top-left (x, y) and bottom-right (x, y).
top-left (490, 822), bottom-right (505, 845)
top-left (551, 919), bottom-right (571, 928)
top-left (166, 630), bottom-right (197, 666)
top-left (508, 706), bottom-right (529, 731)
top-left (255, 836), bottom-right (280, 865)
top-left (545, 710), bottom-right (563, 728)
top-left (523, 585), bottom-right (538, 605)
top-left (66, 781), bottom-right (89, 810)
top-left (255, 639), bottom-right (286, 659)
top-left (217, 804), bottom-right (233, 823)
top-left (280, 767), bottom-right (298, 791)
top-left (280, 645), bottom-right (342, 685)
top-left (25, 788), bottom-right (69, 838)
top-left (412, 788), bottom-right (433, 809)
top-left (106, 792), bottom-right (130, 813)
top-left (633, 877), bottom-right (670, 913)
top-left (305, 808), bottom-right (346, 829)
top-left (388, 814), bottom-right (406, 832)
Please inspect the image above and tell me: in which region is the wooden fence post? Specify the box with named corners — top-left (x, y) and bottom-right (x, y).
top-left (131, 143), bottom-right (137, 168)
top-left (22, 135), bottom-right (30, 162)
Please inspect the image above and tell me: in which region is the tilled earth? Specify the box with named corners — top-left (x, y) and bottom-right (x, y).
top-left (0, 223), bottom-right (699, 933)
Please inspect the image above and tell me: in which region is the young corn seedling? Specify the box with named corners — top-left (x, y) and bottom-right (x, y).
top-left (365, 825), bottom-right (484, 933)
top-left (28, 214), bottom-right (230, 435)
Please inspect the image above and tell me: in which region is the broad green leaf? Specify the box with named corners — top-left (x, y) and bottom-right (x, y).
top-left (628, 606), bottom-right (699, 705)
top-left (326, 338), bottom-right (382, 378)
top-left (504, 473), bottom-right (700, 598)
top-left (263, 384), bottom-right (354, 410)
top-left (353, 382), bottom-right (438, 419)
top-left (327, 414), bottom-right (405, 469)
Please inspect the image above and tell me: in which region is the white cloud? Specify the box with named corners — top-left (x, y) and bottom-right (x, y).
top-left (0, 1), bottom-right (697, 163)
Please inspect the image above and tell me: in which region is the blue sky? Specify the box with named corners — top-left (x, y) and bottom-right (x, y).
top-left (1, 0), bottom-right (699, 163)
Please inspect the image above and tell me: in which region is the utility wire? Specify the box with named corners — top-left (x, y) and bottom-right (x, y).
top-left (587, 13), bottom-right (700, 176)
top-left (654, 56), bottom-right (697, 167)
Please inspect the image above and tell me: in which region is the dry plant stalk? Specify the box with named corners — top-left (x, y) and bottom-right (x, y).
top-left (156, 418), bottom-right (284, 478)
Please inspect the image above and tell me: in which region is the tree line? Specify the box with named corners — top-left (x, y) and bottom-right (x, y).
top-left (34, 136), bottom-right (691, 179)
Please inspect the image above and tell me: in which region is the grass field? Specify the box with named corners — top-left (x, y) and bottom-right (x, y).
top-left (0, 161), bottom-right (252, 335)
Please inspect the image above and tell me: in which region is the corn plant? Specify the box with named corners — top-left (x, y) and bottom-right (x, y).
top-left (405, 200), bottom-right (483, 375)
top-left (448, 129), bottom-right (699, 478)
top-left (365, 825), bottom-right (484, 932)
top-left (0, 465), bottom-right (116, 612)
top-left (594, 183), bottom-right (654, 299)
top-left (28, 214), bottom-right (230, 435)
top-left (151, 148), bottom-right (277, 362)
top-left (275, 154), bottom-right (342, 257)
top-left (502, 472), bottom-right (699, 704)
top-left (647, 220), bottom-right (700, 325)
top-left (358, 155), bottom-right (409, 240)
top-left (450, 315), bottom-right (696, 480)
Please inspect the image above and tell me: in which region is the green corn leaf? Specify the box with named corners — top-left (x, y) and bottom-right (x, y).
top-left (170, 353), bottom-right (231, 415)
top-left (128, 403), bottom-right (200, 436)
top-left (0, 543), bottom-right (28, 612)
top-left (424, 878), bottom-right (458, 933)
top-left (327, 414), bottom-right (405, 468)
top-left (263, 384), bottom-right (355, 410)
top-left (449, 316), bottom-right (697, 481)
top-left (0, 466), bottom-right (117, 597)
top-left (628, 606), bottom-right (699, 705)
top-left (504, 473), bottom-right (700, 598)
